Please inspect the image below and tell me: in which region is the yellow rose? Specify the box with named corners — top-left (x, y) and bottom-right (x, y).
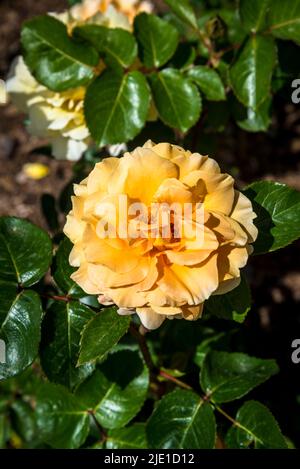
top-left (64, 141), bottom-right (258, 330)
top-left (6, 56), bottom-right (90, 161)
top-left (0, 79), bottom-right (8, 105)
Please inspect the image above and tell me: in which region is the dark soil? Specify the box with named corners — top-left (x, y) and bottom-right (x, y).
top-left (0, 0), bottom-right (71, 226)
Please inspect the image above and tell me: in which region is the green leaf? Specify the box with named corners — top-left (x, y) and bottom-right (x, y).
top-left (226, 400), bottom-right (287, 449)
top-left (169, 43), bottom-right (196, 71)
top-left (147, 389), bottom-right (216, 449)
top-left (76, 350), bottom-right (149, 429)
top-left (36, 382), bottom-right (89, 449)
top-left (244, 181), bottom-right (300, 254)
top-left (134, 13), bottom-right (179, 68)
top-left (0, 217), bottom-right (52, 287)
top-left (164, 0), bottom-right (198, 29)
top-left (21, 15), bottom-right (98, 91)
top-left (78, 307), bottom-right (130, 365)
top-left (200, 351), bottom-right (278, 403)
top-left (218, 9), bottom-right (247, 44)
top-left (230, 35), bottom-right (276, 110)
top-left (106, 423), bottom-right (147, 449)
top-left (267, 0), bottom-right (300, 44)
top-left (11, 400), bottom-right (37, 443)
top-left (52, 238), bottom-right (85, 298)
top-left (40, 301), bottom-right (95, 390)
top-left (0, 396), bottom-right (9, 413)
top-left (205, 275), bottom-right (251, 323)
top-left (0, 288), bottom-right (43, 380)
top-left (149, 69), bottom-right (201, 132)
top-left (74, 25), bottom-right (137, 70)
top-left (0, 413), bottom-right (9, 448)
top-left (187, 66), bottom-right (226, 101)
top-left (84, 70), bottom-right (150, 146)
top-left (194, 332), bottom-right (228, 368)
top-left (230, 95), bottom-right (272, 132)
top-left (239, 0), bottom-right (271, 32)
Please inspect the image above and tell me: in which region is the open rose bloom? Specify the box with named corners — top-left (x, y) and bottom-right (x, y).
top-left (5, 0), bottom-right (152, 161)
top-left (64, 142), bottom-right (258, 330)
top-left (6, 57), bottom-right (89, 161)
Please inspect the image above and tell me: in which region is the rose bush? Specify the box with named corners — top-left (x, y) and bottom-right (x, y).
top-left (1, 0), bottom-right (300, 451)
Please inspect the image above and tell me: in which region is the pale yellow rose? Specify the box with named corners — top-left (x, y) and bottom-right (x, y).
top-left (6, 56), bottom-right (90, 161)
top-left (64, 141), bottom-right (258, 330)
top-left (0, 79), bottom-right (8, 105)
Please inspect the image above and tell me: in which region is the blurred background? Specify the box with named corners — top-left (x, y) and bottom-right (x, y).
top-left (0, 0), bottom-right (300, 446)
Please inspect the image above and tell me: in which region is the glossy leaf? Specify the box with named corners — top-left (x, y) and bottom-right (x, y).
top-left (0, 288), bottom-right (43, 380)
top-left (11, 400), bottom-right (37, 443)
top-left (84, 70), bottom-right (150, 146)
top-left (226, 400), bottom-right (287, 448)
top-left (169, 43), bottom-right (196, 71)
top-left (21, 15), bottom-right (98, 91)
top-left (147, 389), bottom-right (216, 449)
top-left (52, 238), bottom-right (85, 298)
top-left (0, 217), bottom-right (52, 287)
top-left (78, 307), bottom-right (130, 365)
top-left (76, 350), bottom-right (149, 429)
top-left (268, 0), bottom-right (300, 44)
top-left (106, 423), bottom-right (147, 449)
top-left (36, 382), bottom-right (89, 449)
top-left (194, 332), bottom-right (228, 368)
top-left (230, 95), bottom-right (272, 132)
top-left (40, 301), bottom-right (95, 390)
top-left (239, 0), bottom-right (270, 32)
top-left (164, 0), bottom-right (198, 29)
top-left (0, 414), bottom-right (9, 449)
top-left (74, 25), bottom-right (137, 70)
top-left (150, 69), bottom-right (201, 132)
top-left (230, 35), bottom-right (276, 110)
top-left (244, 181), bottom-right (300, 254)
top-left (218, 9), bottom-right (247, 44)
top-left (187, 65), bottom-right (226, 101)
top-left (134, 13), bottom-right (179, 68)
top-left (200, 351), bottom-right (278, 403)
top-left (205, 275), bottom-right (251, 323)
